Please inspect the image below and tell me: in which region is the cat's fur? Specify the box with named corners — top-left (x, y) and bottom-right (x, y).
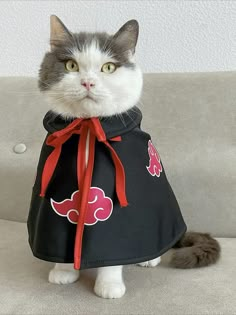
top-left (39, 16), bottom-right (143, 119)
top-left (38, 15), bottom-right (220, 299)
top-left (172, 232), bottom-right (220, 268)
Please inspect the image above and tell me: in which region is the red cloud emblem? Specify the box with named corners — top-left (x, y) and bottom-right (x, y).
top-left (51, 187), bottom-right (113, 225)
top-left (146, 140), bottom-right (162, 177)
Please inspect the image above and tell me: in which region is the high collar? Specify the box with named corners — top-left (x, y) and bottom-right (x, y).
top-left (43, 106), bottom-right (142, 139)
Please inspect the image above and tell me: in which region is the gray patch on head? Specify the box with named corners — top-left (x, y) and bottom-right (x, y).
top-left (39, 52), bottom-right (65, 91)
top-left (39, 21), bottom-right (139, 91)
top-left (72, 32), bottom-right (136, 68)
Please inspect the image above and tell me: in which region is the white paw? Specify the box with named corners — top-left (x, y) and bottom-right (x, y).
top-left (48, 268), bottom-right (80, 284)
top-left (94, 281), bottom-right (126, 299)
top-left (137, 257), bottom-right (161, 268)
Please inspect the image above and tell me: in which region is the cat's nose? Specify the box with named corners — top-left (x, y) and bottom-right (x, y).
top-left (81, 79), bottom-right (95, 91)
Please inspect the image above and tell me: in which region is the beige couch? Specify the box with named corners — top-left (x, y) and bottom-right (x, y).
top-left (0, 73), bottom-right (235, 314)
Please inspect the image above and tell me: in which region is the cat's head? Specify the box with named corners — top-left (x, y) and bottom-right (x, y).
top-left (39, 15), bottom-right (143, 119)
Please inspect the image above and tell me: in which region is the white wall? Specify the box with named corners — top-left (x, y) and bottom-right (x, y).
top-left (1, 1), bottom-right (236, 76)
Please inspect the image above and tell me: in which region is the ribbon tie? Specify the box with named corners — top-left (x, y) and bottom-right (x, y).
top-left (40, 117), bottom-right (128, 269)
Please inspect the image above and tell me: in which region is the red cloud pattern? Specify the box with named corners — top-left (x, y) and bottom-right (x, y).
top-left (51, 187), bottom-right (113, 225)
top-left (146, 140), bottom-right (162, 177)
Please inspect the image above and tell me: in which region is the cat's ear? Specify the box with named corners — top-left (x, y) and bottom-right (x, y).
top-left (50, 15), bottom-right (72, 50)
top-left (113, 20), bottom-right (139, 54)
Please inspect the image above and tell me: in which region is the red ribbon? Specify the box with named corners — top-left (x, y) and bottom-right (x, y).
top-left (40, 117), bottom-right (128, 269)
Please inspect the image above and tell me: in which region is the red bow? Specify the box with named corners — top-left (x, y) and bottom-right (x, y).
top-left (40, 117), bottom-right (128, 269)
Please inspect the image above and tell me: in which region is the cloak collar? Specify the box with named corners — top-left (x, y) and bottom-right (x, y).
top-left (43, 106), bottom-right (142, 139)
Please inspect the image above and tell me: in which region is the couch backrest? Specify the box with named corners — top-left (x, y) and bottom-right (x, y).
top-left (0, 73), bottom-right (235, 237)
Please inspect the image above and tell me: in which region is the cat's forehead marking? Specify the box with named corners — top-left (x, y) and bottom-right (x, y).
top-left (72, 39), bottom-right (114, 71)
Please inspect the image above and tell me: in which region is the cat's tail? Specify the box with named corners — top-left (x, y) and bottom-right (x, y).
top-left (170, 232), bottom-right (221, 269)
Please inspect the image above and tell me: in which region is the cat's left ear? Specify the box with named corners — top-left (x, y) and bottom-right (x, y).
top-left (50, 15), bottom-right (72, 50)
top-left (113, 20), bottom-right (139, 54)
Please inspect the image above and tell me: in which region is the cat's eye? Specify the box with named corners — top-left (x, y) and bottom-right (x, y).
top-left (101, 62), bottom-right (116, 74)
top-left (65, 60), bottom-right (79, 72)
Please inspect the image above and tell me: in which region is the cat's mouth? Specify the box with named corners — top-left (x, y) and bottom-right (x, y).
top-left (86, 95), bottom-right (95, 101)
top-left (81, 92), bottom-right (98, 103)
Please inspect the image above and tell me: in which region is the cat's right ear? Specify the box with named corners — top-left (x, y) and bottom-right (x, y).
top-left (112, 20), bottom-right (139, 55)
top-left (50, 15), bottom-right (71, 50)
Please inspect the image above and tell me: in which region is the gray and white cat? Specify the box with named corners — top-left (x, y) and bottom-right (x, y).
top-left (38, 15), bottom-right (220, 299)
top-left (39, 15), bottom-right (160, 299)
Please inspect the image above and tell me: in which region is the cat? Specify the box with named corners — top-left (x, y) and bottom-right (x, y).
top-left (34, 15), bottom-right (220, 299)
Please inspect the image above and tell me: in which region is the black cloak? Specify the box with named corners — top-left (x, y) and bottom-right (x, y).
top-left (27, 106), bottom-right (187, 269)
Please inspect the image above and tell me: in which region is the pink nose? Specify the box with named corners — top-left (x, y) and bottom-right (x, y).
top-left (81, 80), bottom-right (95, 91)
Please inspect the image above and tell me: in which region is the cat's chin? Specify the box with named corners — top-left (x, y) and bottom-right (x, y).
top-left (46, 97), bottom-right (97, 119)
top-left (48, 97), bottom-right (136, 119)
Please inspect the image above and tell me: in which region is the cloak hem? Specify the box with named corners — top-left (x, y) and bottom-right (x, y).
top-left (28, 226), bottom-right (187, 269)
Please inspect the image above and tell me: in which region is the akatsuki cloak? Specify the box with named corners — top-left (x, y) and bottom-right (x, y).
top-left (27, 106), bottom-right (187, 270)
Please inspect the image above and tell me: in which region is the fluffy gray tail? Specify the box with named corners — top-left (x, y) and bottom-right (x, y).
top-left (171, 232), bottom-right (221, 269)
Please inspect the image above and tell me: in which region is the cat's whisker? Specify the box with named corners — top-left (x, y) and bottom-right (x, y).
top-left (46, 93), bottom-right (65, 96)
top-left (38, 78), bottom-right (56, 88)
top-left (90, 91), bottom-right (111, 97)
top-left (6, 91), bottom-right (65, 97)
top-left (6, 91), bottom-right (41, 95)
top-left (48, 97), bottom-right (65, 103)
top-left (126, 111), bottom-right (136, 125)
top-left (38, 77), bottom-right (65, 89)
top-left (117, 113), bottom-right (127, 128)
top-left (130, 106), bottom-right (142, 113)
top-left (137, 100), bottom-right (146, 108)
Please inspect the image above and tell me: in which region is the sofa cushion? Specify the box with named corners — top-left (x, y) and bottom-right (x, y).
top-left (0, 219), bottom-right (235, 315)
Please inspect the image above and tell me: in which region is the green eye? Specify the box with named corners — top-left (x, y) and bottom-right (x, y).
top-left (101, 62), bottom-right (116, 73)
top-left (65, 60), bottom-right (79, 72)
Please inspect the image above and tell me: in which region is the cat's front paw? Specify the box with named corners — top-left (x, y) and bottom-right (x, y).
top-left (137, 257), bottom-right (161, 268)
top-left (94, 280), bottom-right (126, 299)
top-left (49, 268), bottom-right (80, 284)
